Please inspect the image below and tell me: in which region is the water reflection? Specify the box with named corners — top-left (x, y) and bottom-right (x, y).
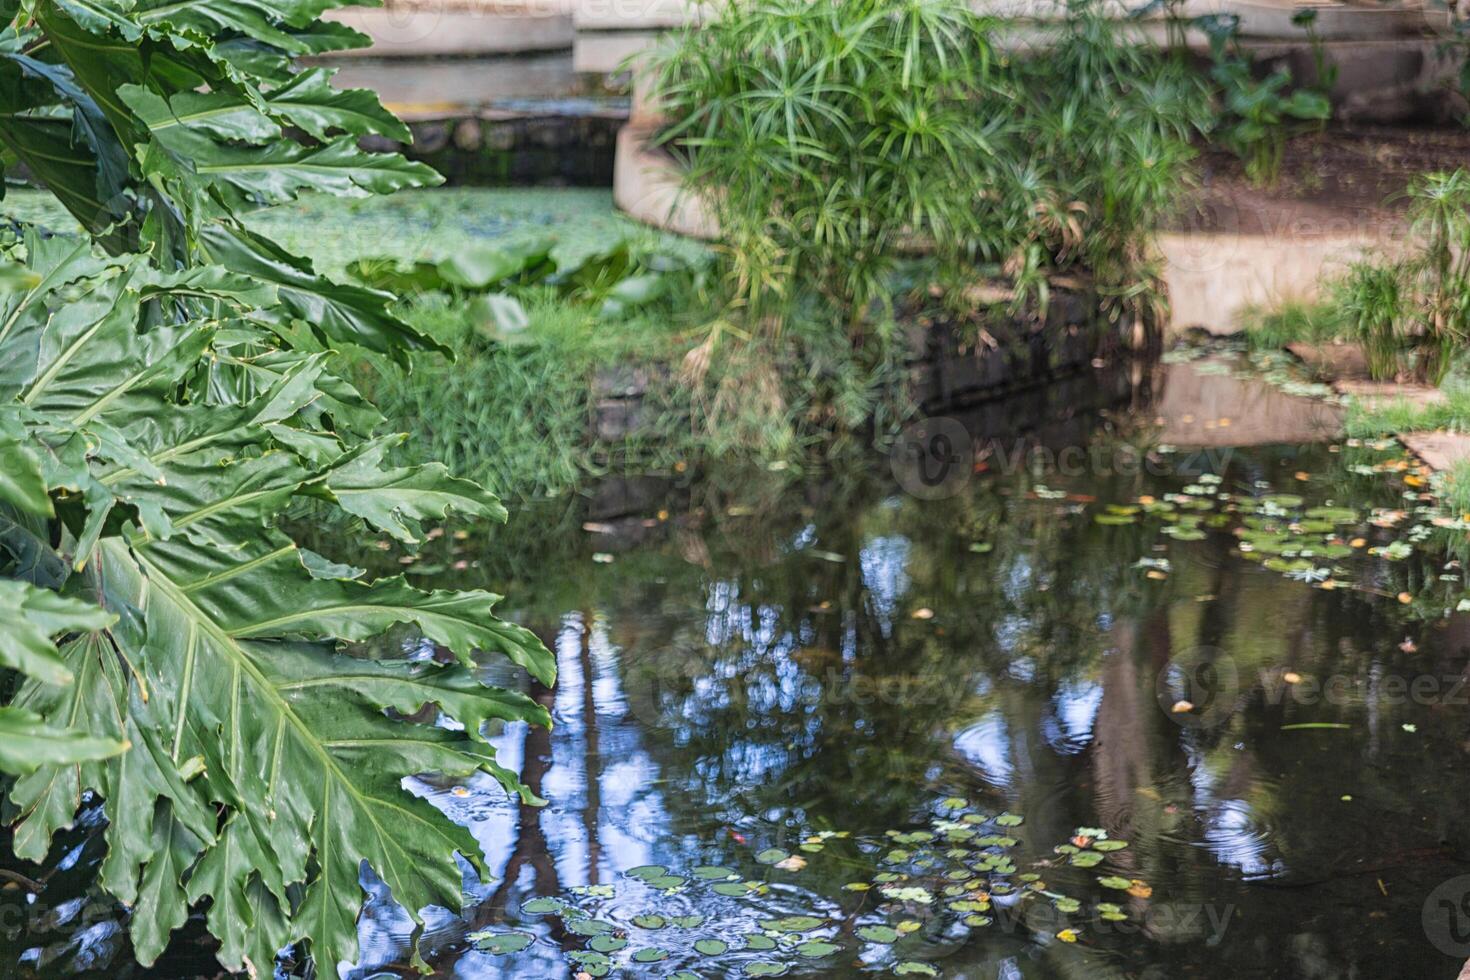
top-left (7, 361), bottom-right (1470, 978)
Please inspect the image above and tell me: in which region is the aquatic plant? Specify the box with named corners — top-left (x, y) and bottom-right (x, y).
top-left (475, 799), bottom-right (1147, 977)
top-left (652, 0), bottom-right (1207, 333)
top-left (1237, 298), bottom-right (1348, 353)
top-left (0, 1), bottom-right (553, 975)
top-left (1335, 259), bottom-right (1408, 381)
top-left (1402, 169), bottom-right (1470, 384)
top-left (1201, 13), bottom-right (1332, 188)
top-left (347, 229), bottom-right (712, 330)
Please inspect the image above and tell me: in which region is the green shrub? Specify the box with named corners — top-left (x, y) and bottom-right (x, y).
top-left (1199, 12), bottom-right (1332, 188)
top-left (1403, 169), bottom-right (1470, 384)
top-left (1239, 298), bottom-right (1346, 351)
top-left (1335, 259), bottom-right (1408, 381)
top-left (651, 0), bottom-right (1004, 330)
top-left (1318, 170), bottom-right (1470, 386)
top-left (651, 0), bottom-right (1208, 332)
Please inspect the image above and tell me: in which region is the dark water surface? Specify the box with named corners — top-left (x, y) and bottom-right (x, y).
top-left (8, 359), bottom-right (1470, 979)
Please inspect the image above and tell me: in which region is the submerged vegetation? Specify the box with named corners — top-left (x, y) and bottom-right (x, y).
top-left (0, 1), bottom-right (553, 975)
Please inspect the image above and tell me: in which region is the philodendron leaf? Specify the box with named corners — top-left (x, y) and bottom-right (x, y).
top-left (0, 579), bottom-right (116, 688)
top-left (0, 437), bottom-right (52, 516)
top-left (122, 85), bottom-right (440, 204)
top-left (319, 436), bottom-right (509, 543)
top-left (43, 532), bottom-right (553, 971)
top-left (0, 707), bottom-right (127, 775)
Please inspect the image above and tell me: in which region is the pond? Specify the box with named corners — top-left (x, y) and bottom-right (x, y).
top-left (7, 358), bottom-right (1470, 978)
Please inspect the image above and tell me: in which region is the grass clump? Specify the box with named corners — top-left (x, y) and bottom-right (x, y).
top-left (1245, 170), bottom-right (1470, 386)
top-left (1238, 298), bottom-right (1345, 351)
top-left (1344, 384), bottom-right (1470, 439)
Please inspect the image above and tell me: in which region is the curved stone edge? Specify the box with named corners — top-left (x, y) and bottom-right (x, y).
top-left (613, 123), bottom-right (718, 240)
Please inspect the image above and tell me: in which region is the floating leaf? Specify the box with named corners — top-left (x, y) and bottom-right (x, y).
top-left (694, 938), bottom-right (729, 956)
top-left (693, 866), bottom-right (738, 880)
top-left (588, 935), bottom-right (628, 953)
top-left (857, 925), bottom-right (900, 944)
top-left (626, 865), bottom-right (668, 881)
top-left (760, 916), bottom-right (824, 934)
top-left (796, 940), bottom-right (840, 958)
top-left (522, 896), bottom-right (567, 915)
top-left (469, 930), bottom-right (534, 955)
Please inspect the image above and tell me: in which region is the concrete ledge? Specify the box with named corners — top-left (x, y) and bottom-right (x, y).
top-left (1332, 379), bottom-right (1446, 405)
top-left (326, 5), bottom-right (573, 56)
top-left (326, 52), bottom-right (583, 106)
top-left (574, 29), bottom-right (662, 72)
top-left (1402, 431), bottom-right (1470, 472)
top-left (573, 0), bottom-right (1447, 34)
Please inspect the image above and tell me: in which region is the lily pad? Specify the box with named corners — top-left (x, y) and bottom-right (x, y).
top-left (469, 930), bottom-right (534, 955)
top-left (693, 866), bottom-right (738, 879)
top-left (588, 935), bottom-right (628, 953)
top-left (694, 938), bottom-right (729, 956)
top-left (759, 915), bottom-right (825, 933)
top-left (797, 940), bottom-right (841, 958)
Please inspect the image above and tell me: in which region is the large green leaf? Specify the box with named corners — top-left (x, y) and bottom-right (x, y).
top-left (0, 579), bottom-right (115, 688)
top-left (0, 2), bottom-right (554, 974)
top-left (77, 531), bottom-right (550, 971)
top-left (122, 85), bottom-right (439, 205)
top-left (2, 245), bottom-right (554, 973)
top-left (0, 582), bottom-right (126, 777)
top-left (0, 706), bottom-right (127, 775)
